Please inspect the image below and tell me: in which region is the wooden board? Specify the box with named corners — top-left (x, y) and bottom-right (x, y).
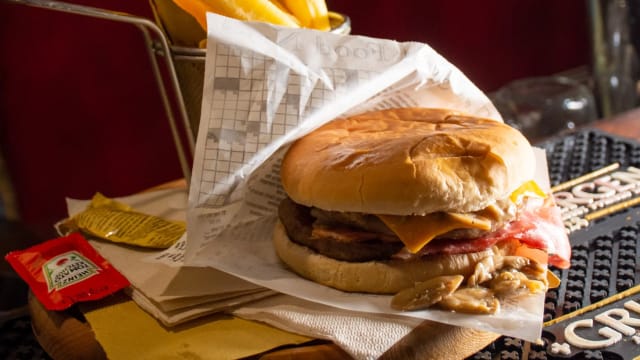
top-left (28, 291), bottom-right (498, 360)
top-left (28, 292), bottom-right (107, 360)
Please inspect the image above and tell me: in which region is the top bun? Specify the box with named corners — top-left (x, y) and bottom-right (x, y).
top-left (281, 108), bottom-right (535, 215)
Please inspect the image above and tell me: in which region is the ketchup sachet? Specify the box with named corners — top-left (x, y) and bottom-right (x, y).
top-left (4, 232), bottom-right (130, 310)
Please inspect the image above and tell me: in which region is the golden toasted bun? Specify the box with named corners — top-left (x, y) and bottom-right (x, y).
top-left (281, 108), bottom-right (534, 215)
top-left (273, 220), bottom-right (510, 294)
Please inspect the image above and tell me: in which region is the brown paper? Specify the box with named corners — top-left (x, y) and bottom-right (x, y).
top-left (82, 297), bottom-right (311, 359)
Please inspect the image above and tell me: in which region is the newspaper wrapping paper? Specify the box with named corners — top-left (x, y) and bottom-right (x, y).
top-left (175, 12), bottom-right (547, 342)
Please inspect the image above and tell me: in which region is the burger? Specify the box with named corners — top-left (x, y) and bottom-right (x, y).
top-left (273, 108), bottom-right (571, 314)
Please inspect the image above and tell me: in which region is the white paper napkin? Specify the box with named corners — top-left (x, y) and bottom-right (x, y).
top-left (233, 294), bottom-right (423, 360)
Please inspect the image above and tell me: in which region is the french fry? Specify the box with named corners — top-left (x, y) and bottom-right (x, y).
top-left (171, 0), bottom-right (221, 32)
top-left (201, 0), bottom-right (300, 27)
top-left (281, 0), bottom-right (330, 30)
top-left (151, 0), bottom-right (208, 47)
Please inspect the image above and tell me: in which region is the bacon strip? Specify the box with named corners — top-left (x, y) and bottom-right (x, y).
top-left (508, 197), bottom-right (571, 269)
top-left (411, 197), bottom-right (571, 269)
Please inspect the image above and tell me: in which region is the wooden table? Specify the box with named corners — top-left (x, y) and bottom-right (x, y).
top-left (590, 107), bottom-right (640, 140)
top-left (29, 108), bottom-right (640, 360)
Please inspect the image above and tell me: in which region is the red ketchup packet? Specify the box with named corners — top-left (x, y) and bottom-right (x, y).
top-left (4, 232), bottom-right (130, 311)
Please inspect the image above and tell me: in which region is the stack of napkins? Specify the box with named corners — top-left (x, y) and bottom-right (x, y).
top-left (64, 188), bottom-right (275, 327)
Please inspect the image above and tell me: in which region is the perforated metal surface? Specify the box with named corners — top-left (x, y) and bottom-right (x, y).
top-left (467, 129), bottom-right (640, 360)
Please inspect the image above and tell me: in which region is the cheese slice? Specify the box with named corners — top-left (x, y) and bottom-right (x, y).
top-left (377, 212), bottom-right (492, 253)
top-left (377, 180), bottom-right (547, 254)
top-left (547, 270), bottom-right (561, 289)
top-left (510, 180), bottom-right (547, 204)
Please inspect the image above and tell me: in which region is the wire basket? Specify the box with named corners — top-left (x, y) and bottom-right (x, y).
top-left (4, 0), bottom-right (350, 182)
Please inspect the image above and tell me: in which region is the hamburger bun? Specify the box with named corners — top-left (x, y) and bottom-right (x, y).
top-left (280, 107), bottom-right (535, 215)
top-left (274, 107), bottom-right (558, 298)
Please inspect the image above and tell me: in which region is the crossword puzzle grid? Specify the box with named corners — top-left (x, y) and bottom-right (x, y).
top-left (197, 43), bottom-right (372, 207)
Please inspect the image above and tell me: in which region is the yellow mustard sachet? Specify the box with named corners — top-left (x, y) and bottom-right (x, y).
top-left (61, 193), bottom-right (185, 249)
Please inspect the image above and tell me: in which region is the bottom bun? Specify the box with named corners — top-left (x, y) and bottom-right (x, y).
top-left (273, 220), bottom-right (509, 294)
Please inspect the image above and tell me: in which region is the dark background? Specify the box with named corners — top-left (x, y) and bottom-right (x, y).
top-left (327, 1), bottom-right (590, 91)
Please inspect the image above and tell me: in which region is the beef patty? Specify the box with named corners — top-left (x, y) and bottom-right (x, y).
top-left (278, 197), bottom-right (403, 262)
top-left (277, 196), bottom-right (512, 262)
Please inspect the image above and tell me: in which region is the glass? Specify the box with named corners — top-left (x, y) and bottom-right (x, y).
top-left (491, 76), bottom-right (598, 141)
top-left (589, 0), bottom-right (640, 117)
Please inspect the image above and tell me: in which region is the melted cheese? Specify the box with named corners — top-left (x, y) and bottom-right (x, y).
top-left (547, 270), bottom-right (561, 289)
top-left (377, 212), bottom-right (492, 253)
top-left (377, 180), bottom-right (547, 254)
top-left (510, 180), bottom-right (547, 204)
